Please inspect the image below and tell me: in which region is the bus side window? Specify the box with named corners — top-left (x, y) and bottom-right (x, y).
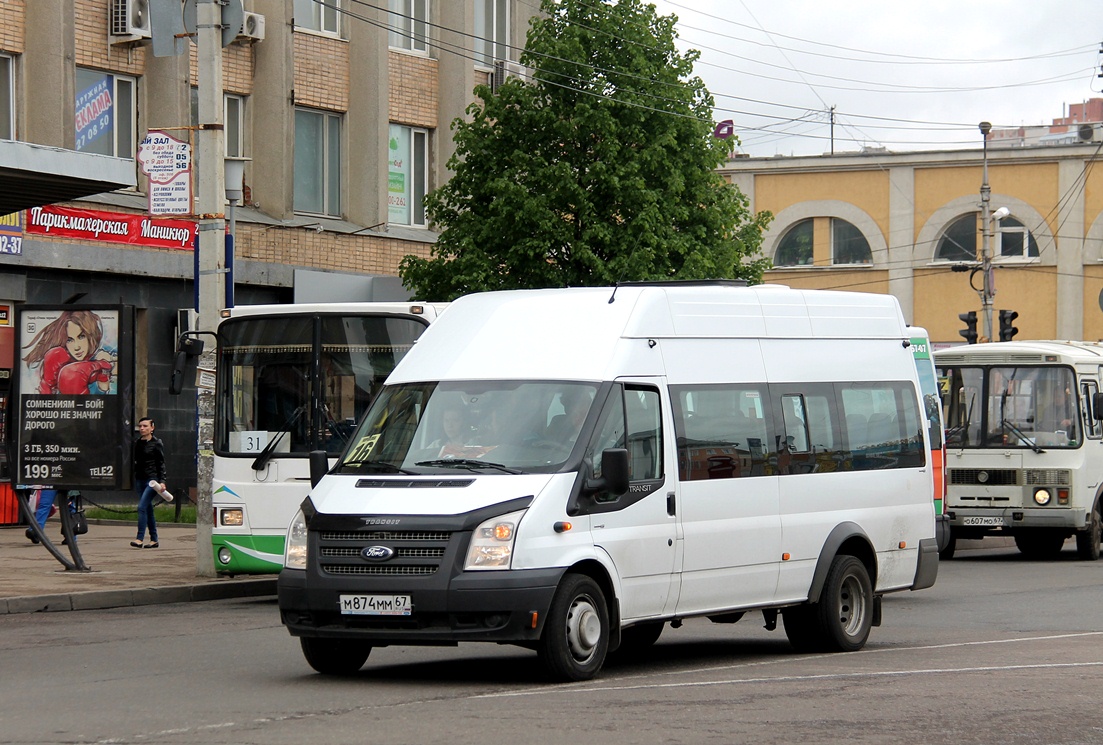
top-left (1083, 381), bottom-right (1101, 439)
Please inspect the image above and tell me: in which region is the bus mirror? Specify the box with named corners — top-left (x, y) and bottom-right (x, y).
top-left (309, 450), bottom-right (330, 488)
top-left (169, 350), bottom-right (187, 395)
top-left (587, 448), bottom-right (629, 498)
top-left (1093, 392), bottom-right (1103, 421)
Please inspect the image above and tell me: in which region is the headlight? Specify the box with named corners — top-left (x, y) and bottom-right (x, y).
top-left (464, 509), bottom-right (525, 571)
top-left (220, 508), bottom-right (243, 527)
top-left (1034, 489), bottom-right (1052, 506)
top-left (285, 509), bottom-right (308, 569)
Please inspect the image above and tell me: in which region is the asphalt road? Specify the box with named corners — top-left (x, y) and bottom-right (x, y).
top-left (2, 542), bottom-right (1102, 745)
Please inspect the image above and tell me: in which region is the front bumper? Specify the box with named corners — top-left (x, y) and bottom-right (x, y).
top-left (278, 565), bottom-right (564, 644)
top-left (947, 506), bottom-right (1085, 531)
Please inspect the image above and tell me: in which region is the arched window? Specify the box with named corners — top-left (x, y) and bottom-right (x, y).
top-left (935, 215), bottom-right (977, 262)
top-left (935, 214), bottom-right (1039, 262)
top-left (832, 219), bottom-right (872, 264)
top-left (774, 219), bottom-right (813, 266)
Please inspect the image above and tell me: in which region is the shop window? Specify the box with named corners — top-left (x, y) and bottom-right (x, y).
top-left (75, 68), bottom-right (135, 158)
top-left (832, 218), bottom-right (872, 264)
top-left (0, 55), bottom-right (13, 141)
top-left (935, 213), bottom-right (1038, 262)
top-left (774, 219), bottom-right (813, 266)
top-left (389, 0), bottom-right (429, 53)
top-left (294, 0), bottom-right (341, 34)
top-left (294, 108), bottom-right (342, 217)
top-left (474, 0), bottom-right (509, 67)
top-left (388, 124), bottom-right (428, 227)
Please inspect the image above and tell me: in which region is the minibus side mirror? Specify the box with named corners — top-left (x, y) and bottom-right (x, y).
top-left (309, 450), bottom-right (330, 488)
top-left (586, 448), bottom-right (630, 499)
top-left (1093, 392), bottom-right (1103, 421)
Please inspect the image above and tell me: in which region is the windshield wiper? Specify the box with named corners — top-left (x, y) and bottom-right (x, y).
top-left (415, 458), bottom-right (522, 474)
top-left (1002, 418), bottom-right (1045, 453)
top-left (341, 461), bottom-right (418, 475)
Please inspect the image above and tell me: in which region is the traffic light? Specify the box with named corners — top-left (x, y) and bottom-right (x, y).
top-left (958, 311), bottom-right (978, 344)
top-left (999, 309), bottom-right (1019, 342)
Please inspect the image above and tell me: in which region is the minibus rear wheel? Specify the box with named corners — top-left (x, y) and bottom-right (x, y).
top-left (300, 637), bottom-right (372, 675)
top-left (538, 573), bottom-right (609, 682)
top-left (783, 555), bottom-right (873, 653)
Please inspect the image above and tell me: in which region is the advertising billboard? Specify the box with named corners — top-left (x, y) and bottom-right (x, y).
top-left (14, 306), bottom-right (134, 490)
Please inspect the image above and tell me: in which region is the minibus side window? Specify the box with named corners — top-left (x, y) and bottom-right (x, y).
top-left (671, 384), bottom-right (772, 481)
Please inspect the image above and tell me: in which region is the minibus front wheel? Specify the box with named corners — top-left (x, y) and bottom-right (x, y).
top-left (538, 573), bottom-right (609, 682)
top-left (300, 637), bottom-right (372, 675)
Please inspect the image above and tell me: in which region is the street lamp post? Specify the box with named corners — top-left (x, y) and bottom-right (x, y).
top-left (223, 156), bottom-right (249, 310)
top-left (979, 121), bottom-right (994, 343)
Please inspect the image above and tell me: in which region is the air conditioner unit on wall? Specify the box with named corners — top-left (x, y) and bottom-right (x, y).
top-left (491, 59), bottom-right (526, 92)
top-left (238, 11), bottom-right (266, 42)
top-left (110, 0), bottom-right (151, 41)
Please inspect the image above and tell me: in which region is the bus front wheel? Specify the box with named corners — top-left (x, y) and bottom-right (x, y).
top-left (1076, 504), bottom-right (1102, 561)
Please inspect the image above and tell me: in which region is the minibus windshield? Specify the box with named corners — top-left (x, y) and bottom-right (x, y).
top-left (335, 380), bottom-right (600, 474)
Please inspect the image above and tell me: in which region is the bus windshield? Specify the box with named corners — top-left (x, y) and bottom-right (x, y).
top-left (335, 380), bottom-right (600, 474)
top-left (216, 314), bottom-right (429, 456)
top-left (938, 364), bottom-right (1080, 449)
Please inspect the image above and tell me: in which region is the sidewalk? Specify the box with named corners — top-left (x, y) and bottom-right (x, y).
top-left (0, 520), bottom-right (275, 615)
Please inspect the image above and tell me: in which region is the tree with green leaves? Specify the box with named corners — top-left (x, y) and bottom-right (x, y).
top-left (399, 0), bottom-right (772, 301)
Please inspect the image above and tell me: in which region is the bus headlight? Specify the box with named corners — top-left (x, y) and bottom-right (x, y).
top-left (285, 509), bottom-right (308, 570)
top-left (220, 508), bottom-right (243, 527)
top-left (1033, 489), bottom-right (1053, 506)
top-left (464, 509), bottom-right (525, 570)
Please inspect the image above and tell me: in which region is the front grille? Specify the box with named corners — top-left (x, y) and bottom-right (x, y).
top-left (316, 526), bottom-right (454, 578)
top-left (324, 564), bottom-right (437, 576)
top-left (1025, 469), bottom-right (1071, 485)
top-left (321, 546), bottom-right (446, 559)
top-left (950, 469), bottom-right (1019, 486)
top-left (321, 530), bottom-right (451, 542)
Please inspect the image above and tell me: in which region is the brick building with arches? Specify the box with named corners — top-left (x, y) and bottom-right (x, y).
top-left (721, 143), bottom-right (1103, 345)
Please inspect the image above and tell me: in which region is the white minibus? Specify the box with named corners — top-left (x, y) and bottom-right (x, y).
top-left (278, 282), bottom-right (939, 681)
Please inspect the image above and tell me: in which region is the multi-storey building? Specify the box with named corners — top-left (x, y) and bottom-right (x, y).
top-left (0, 0), bottom-right (538, 511)
top-left (721, 142), bottom-right (1103, 348)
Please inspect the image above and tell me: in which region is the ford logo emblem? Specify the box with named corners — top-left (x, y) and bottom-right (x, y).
top-left (361, 545), bottom-right (395, 561)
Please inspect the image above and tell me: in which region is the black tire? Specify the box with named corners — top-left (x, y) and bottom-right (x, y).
top-left (1014, 531), bottom-right (1066, 559)
top-left (299, 637), bottom-right (372, 675)
top-left (939, 530), bottom-right (957, 560)
top-left (611, 621), bottom-right (664, 661)
top-left (538, 573), bottom-right (609, 682)
top-left (782, 604), bottom-right (822, 652)
top-left (1076, 504), bottom-right (1102, 561)
top-left (785, 555), bottom-right (873, 653)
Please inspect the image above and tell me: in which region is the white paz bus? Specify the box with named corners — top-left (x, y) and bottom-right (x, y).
top-left (212, 301), bottom-right (446, 574)
top-left (277, 283), bottom-right (939, 681)
top-left (934, 340), bottom-right (1103, 560)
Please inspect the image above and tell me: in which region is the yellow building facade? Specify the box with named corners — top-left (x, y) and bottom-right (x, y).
top-left (722, 145), bottom-right (1103, 345)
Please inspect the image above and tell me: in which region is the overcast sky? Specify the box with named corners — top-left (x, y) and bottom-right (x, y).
top-left (647, 0), bottom-right (1103, 157)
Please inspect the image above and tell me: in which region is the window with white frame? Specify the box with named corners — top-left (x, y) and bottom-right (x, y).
top-left (75, 68), bottom-right (135, 157)
top-left (0, 55), bottom-right (13, 141)
top-left (388, 124), bottom-right (427, 227)
top-left (389, 0), bottom-right (428, 53)
top-left (474, 0), bottom-right (508, 67)
top-left (295, 108), bottom-right (342, 217)
top-left (294, 0), bottom-right (341, 34)
top-left (935, 213), bottom-right (1038, 262)
top-left (225, 94), bottom-right (245, 158)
